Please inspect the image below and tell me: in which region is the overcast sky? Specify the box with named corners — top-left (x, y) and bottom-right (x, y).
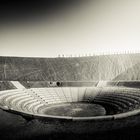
top-left (0, 0), bottom-right (140, 57)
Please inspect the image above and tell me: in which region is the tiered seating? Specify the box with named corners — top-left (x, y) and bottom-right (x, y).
top-left (93, 88), bottom-right (140, 114)
top-left (0, 87), bottom-right (90, 115)
top-left (0, 89), bottom-right (29, 111)
top-left (32, 87), bottom-right (88, 114)
top-left (31, 88), bottom-right (67, 104)
top-left (94, 96), bottom-right (129, 114)
top-left (83, 87), bottom-right (100, 102)
top-left (0, 89), bottom-right (46, 114)
top-left (1, 87), bottom-right (140, 117)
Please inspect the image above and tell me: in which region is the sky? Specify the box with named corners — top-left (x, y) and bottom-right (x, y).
top-left (0, 0), bottom-right (140, 57)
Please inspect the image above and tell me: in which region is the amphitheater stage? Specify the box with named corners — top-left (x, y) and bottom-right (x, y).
top-left (42, 103), bottom-right (106, 117)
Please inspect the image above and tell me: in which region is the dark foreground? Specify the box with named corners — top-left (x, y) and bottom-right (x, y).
top-left (0, 109), bottom-right (140, 140)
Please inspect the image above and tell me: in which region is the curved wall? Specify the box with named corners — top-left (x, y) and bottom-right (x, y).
top-left (1, 87), bottom-right (140, 133)
top-left (1, 53), bottom-right (140, 81)
top-left (1, 87), bottom-right (140, 119)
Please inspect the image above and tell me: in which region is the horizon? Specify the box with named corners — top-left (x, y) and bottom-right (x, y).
top-left (0, 50), bottom-right (140, 58)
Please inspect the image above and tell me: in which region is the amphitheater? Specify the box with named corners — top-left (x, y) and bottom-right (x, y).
top-left (1, 54), bottom-right (140, 139)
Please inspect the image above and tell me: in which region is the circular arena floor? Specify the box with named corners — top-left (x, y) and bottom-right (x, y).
top-left (42, 103), bottom-right (106, 117)
top-left (1, 87), bottom-right (140, 135)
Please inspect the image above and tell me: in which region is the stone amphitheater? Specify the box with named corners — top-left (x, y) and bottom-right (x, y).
top-left (1, 86), bottom-right (140, 133)
top-left (1, 55), bottom-right (140, 139)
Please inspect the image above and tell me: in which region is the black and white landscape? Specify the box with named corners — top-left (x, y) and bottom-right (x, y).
top-left (1, 0), bottom-right (140, 140)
